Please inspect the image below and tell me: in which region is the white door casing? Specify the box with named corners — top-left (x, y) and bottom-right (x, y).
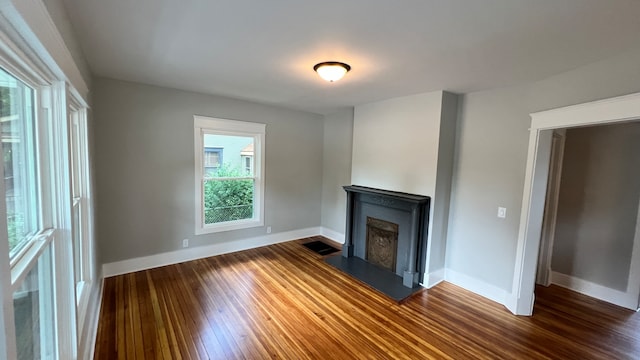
top-left (508, 92), bottom-right (640, 315)
top-left (535, 130), bottom-right (565, 286)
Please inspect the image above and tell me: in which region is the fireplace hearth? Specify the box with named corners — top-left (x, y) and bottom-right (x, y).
top-left (325, 185), bottom-right (430, 301)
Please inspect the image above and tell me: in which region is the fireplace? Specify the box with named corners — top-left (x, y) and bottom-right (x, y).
top-left (325, 185), bottom-right (430, 301)
top-left (366, 217), bottom-right (398, 272)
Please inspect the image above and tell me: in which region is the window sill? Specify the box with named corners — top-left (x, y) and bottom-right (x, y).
top-left (10, 229), bottom-right (54, 291)
top-left (196, 218), bottom-right (264, 235)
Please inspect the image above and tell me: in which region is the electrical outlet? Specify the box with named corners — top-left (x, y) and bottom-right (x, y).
top-left (266, 226), bottom-right (272, 234)
top-left (497, 207), bottom-right (507, 219)
top-left (182, 239), bottom-right (189, 248)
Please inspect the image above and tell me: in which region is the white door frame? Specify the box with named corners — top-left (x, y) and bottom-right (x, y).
top-left (631, 197), bottom-right (640, 311)
top-left (535, 130), bottom-right (565, 286)
top-left (507, 92), bottom-right (640, 315)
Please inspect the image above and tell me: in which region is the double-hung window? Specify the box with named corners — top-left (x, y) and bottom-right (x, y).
top-left (1, 66), bottom-right (57, 360)
top-left (0, 4), bottom-right (94, 359)
top-left (194, 116), bottom-right (265, 234)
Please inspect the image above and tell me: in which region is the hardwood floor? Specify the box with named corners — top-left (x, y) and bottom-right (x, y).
top-left (94, 237), bottom-right (640, 359)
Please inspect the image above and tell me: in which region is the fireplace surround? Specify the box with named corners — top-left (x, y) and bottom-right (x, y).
top-left (326, 185), bottom-right (430, 300)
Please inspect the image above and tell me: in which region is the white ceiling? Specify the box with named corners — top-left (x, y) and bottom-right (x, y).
top-left (63, 0), bottom-right (640, 114)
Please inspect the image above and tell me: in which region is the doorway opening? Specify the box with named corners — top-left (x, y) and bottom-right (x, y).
top-left (508, 93), bottom-right (640, 315)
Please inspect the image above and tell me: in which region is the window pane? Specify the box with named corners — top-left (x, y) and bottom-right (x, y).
top-left (204, 179), bottom-right (254, 224)
top-left (203, 134), bottom-right (253, 178)
top-left (0, 68), bottom-right (38, 256)
top-left (13, 246), bottom-right (55, 360)
top-left (202, 133), bottom-right (256, 224)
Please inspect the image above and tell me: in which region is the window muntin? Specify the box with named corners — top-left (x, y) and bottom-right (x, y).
top-left (0, 67), bottom-right (39, 258)
top-left (195, 116), bottom-right (265, 234)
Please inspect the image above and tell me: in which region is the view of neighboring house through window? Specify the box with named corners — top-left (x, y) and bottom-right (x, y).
top-left (194, 116), bottom-right (264, 234)
top-left (204, 147), bottom-right (223, 175)
top-left (241, 142), bottom-right (254, 175)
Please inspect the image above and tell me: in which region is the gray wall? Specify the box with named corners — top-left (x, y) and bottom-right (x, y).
top-left (551, 123), bottom-right (640, 291)
top-left (320, 108), bottom-right (354, 235)
top-left (446, 86), bottom-right (530, 289)
top-left (351, 91), bottom-right (443, 196)
top-left (446, 46), bottom-right (640, 292)
top-left (428, 92), bottom-right (458, 273)
top-left (93, 78), bottom-right (324, 264)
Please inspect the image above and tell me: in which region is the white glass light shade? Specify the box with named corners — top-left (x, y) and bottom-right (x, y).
top-left (313, 62), bottom-right (351, 82)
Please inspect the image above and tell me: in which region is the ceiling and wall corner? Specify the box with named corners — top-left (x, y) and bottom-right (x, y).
top-left (41, 0), bottom-right (92, 88)
top-left (0, 0), bottom-right (90, 98)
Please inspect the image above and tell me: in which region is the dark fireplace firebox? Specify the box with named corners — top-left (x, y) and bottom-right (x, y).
top-left (325, 185), bottom-right (430, 301)
top-left (366, 217), bottom-right (399, 272)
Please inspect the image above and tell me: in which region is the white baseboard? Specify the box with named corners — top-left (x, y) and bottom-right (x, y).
top-left (550, 271), bottom-right (638, 310)
top-left (444, 269), bottom-right (509, 306)
top-left (80, 278), bottom-right (103, 360)
top-left (102, 227), bottom-right (322, 277)
top-left (423, 268), bottom-right (445, 288)
top-left (320, 227), bottom-right (345, 244)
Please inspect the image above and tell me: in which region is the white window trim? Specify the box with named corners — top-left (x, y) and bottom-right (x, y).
top-left (68, 104), bottom-right (94, 336)
top-left (194, 116), bottom-right (265, 234)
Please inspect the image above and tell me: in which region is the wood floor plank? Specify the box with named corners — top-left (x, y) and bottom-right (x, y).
top-left (145, 270), bottom-right (175, 359)
top-left (201, 256), bottom-right (280, 359)
top-left (94, 238), bottom-right (640, 359)
top-left (133, 271), bottom-right (157, 359)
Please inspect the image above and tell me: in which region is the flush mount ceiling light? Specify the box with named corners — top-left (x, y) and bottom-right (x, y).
top-left (313, 61), bottom-right (351, 82)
